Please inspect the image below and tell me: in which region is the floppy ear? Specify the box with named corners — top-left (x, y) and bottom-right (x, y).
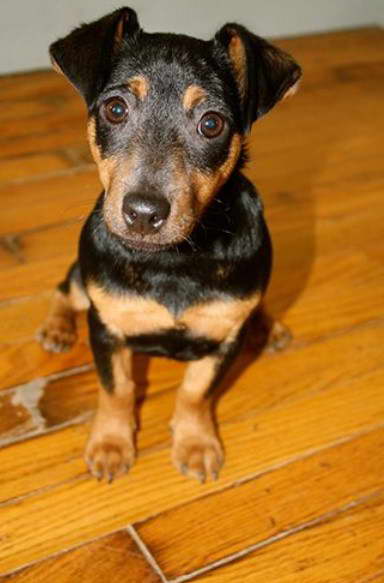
top-left (49, 7), bottom-right (140, 104)
top-left (214, 23), bottom-right (302, 132)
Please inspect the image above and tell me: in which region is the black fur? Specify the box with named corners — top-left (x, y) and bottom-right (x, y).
top-left (57, 261), bottom-right (83, 295)
top-left (78, 172), bottom-right (271, 372)
top-left (124, 330), bottom-right (220, 361)
top-left (51, 7), bottom-right (301, 393)
top-left (79, 174), bottom-right (271, 315)
top-left (50, 8), bottom-right (140, 104)
top-left (88, 308), bottom-right (118, 392)
top-left (214, 23), bottom-right (302, 130)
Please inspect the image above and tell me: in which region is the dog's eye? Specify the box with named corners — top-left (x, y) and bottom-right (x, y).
top-left (198, 112), bottom-right (224, 138)
top-left (103, 97), bottom-right (128, 124)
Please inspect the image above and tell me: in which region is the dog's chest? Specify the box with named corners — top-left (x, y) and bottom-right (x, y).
top-left (88, 283), bottom-right (260, 346)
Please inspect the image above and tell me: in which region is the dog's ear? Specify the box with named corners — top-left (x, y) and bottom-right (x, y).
top-left (214, 23), bottom-right (301, 132)
top-left (49, 7), bottom-right (140, 104)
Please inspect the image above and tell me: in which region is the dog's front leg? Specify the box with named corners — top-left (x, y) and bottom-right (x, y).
top-left (171, 332), bottom-right (242, 483)
top-left (85, 309), bottom-right (136, 482)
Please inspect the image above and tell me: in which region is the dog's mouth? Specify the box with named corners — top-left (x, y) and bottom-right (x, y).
top-left (121, 236), bottom-right (176, 252)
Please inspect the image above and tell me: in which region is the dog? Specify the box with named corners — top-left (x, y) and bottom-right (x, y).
top-left (38, 7), bottom-right (301, 483)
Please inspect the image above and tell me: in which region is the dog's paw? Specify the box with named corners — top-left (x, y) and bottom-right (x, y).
top-left (37, 316), bottom-right (77, 353)
top-left (172, 424), bottom-right (224, 483)
top-left (85, 431), bottom-right (135, 483)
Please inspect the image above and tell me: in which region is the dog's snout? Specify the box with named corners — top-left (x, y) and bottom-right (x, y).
top-left (122, 194), bottom-right (170, 235)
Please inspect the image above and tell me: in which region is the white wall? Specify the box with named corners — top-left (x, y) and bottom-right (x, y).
top-left (1, 0), bottom-right (383, 74)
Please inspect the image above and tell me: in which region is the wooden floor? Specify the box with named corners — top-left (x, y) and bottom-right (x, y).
top-left (0, 27), bottom-right (383, 582)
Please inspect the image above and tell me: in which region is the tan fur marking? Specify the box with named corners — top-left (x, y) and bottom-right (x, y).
top-left (181, 291), bottom-right (261, 342)
top-left (192, 133), bottom-right (242, 211)
top-left (283, 79), bottom-right (301, 100)
top-left (85, 350), bottom-right (135, 481)
top-left (85, 346), bottom-right (136, 481)
top-left (88, 283), bottom-right (175, 338)
top-left (46, 289), bottom-right (75, 323)
top-left (171, 354), bottom-right (224, 481)
top-left (38, 274), bottom-right (87, 350)
top-left (163, 152), bottom-right (196, 239)
top-left (104, 152), bottom-right (139, 236)
top-left (87, 118), bottom-right (101, 165)
top-left (69, 279), bottom-right (90, 311)
top-left (111, 347), bottom-right (134, 397)
top-left (95, 381), bottom-right (134, 424)
top-left (38, 289), bottom-right (78, 352)
top-left (180, 355), bottom-right (219, 397)
top-left (127, 75), bottom-right (149, 101)
top-left (87, 118), bottom-right (118, 191)
top-left (183, 85), bottom-right (207, 110)
top-left (89, 282), bottom-right (259, 342)
top-left (87, 117), bottom-right (140, 238)
top-left (94, 347), bottom-right (135, 428)
top-left (228, 34), bottom-right (247, 100)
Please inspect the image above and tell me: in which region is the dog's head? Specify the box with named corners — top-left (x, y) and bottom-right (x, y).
top-left (51, 7), bottom-right (301, 250)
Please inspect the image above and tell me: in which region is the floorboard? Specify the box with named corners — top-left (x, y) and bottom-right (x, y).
top-left (0, 27), bottom-right (383, 582)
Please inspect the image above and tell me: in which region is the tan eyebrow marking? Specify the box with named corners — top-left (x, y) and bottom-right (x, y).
top-left (87, 117), bottom-right (119, 191)
top-left (126, 75), bottom-right (149, 100)
top-left (183, 85), bottom-right (207, 110)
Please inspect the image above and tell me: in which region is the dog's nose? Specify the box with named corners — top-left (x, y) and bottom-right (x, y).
top-left (122, 194), bottom-right (170, 235)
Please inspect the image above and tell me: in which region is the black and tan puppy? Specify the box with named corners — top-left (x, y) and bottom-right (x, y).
top-left (38, 7), bottom-right (301, 483)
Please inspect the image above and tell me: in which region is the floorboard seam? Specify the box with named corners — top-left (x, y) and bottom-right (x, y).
top-left (0, 361), bottom-right (95, 449)
top-left (168, 490), bottom-right (383, 583)
top-left (0, 162), bottom-right (95, 189)
top-left (0, 473), bottom-right (88, 509)
top-left (127, 525), bottom-right (170, 583)
top-left (0, 411), bottom-right (92, 449)
top-left (3, 215), bottom-right (84, 239)
top-left (132, 421), bottom-right (384, 529)
top-left (356, 568), bottom-right (384, 583)
top-left (0, 293), bottom-right (49, 308)
top-left (0, 526), bottom-right (130, 578)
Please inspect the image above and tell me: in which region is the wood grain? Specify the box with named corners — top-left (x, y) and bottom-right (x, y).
top-left (0, 394), bottom-right (32, 440)
top-left (0, 170), bottom-right (99, 237)
top-left (1, 317), bottom-right (383, 445)
top-left (0, 245), bottom-right (382, 389)
top-left (0, 221), bottom-right (81, 274)
top-left (0, 154), bottom-right (72, 185)
top-left (0, 27), bottom-right (383, 582)
top-left (0, 297), bottom-right (91, 390)
top-left (135, 429), bottom-right (384, 578)
top-left (0, 365), bottom-right (383, 572)
top-left (193, 492), bottom-right (384, 582)
top-left (0, 531), bottom-right (161, 582)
